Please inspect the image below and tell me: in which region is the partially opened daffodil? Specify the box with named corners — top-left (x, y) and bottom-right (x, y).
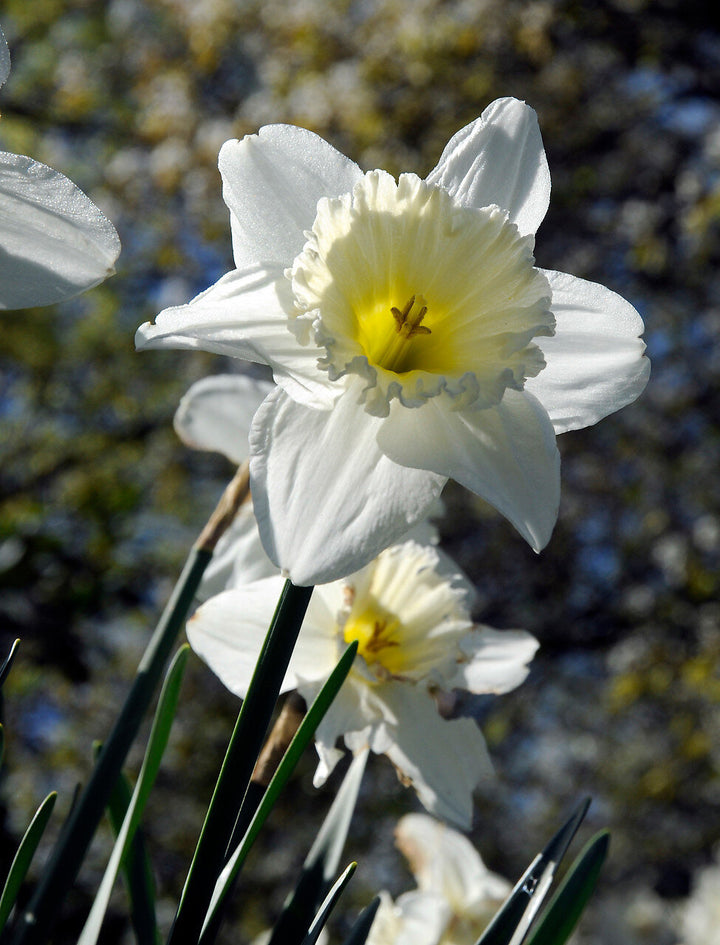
top-left (137, 98), bottom-right (649, 585)
top-left (187, 538), bottom-right (538, 827)
top-left (0, 25), bottom-right (120, 309)
top-left (367, 813), bottom-right (511, 945)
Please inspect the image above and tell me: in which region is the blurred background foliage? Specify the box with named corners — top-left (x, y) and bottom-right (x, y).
top-left (1, 0), bottom-right (720, 942)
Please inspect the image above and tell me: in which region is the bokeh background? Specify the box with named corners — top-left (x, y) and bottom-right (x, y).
top-left (1, 0), bottom-right (720, 942)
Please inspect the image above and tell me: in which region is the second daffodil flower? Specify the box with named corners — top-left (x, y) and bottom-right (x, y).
top-left (187, 537), bottom-right (538, 828)
top-left (367, 813), bottom-right (511, 945)
top-left (137, 98), bottom-right (650, 586)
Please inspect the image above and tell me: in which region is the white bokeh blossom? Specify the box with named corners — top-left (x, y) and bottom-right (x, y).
top-left (0, 25), bottom-right (120, 310)
top-left (678, 851), bottom-right (720, 945)
top-left (367, 813), bottom-right (511, 945)
top-left (138, 97), bottom-right (649, 585)
top-left (186, 536), bottom-right (538, 828)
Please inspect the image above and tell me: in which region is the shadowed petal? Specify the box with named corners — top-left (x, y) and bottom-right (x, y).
top-left (187, 578), bottom-right (291, 698)
top-left (373, 685), bottom-right (493, 828)
top-left (426, 98), bottom-right (550, 237)
top-left (378, 389), bottom-right (560, 552)
top-left (249, 383), bottom-right (446, 585)
top-left (174, 373), bottom-right (273, 464)
top-left (0, 153), bottom-right (120, 310)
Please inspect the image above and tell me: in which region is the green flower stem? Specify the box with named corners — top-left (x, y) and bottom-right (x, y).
top-left (167, 579), bottom-right (314, 945)
top-left (9, 465), bottom-right (250, 945)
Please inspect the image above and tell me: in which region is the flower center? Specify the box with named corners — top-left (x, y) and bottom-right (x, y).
top-left (369, 294), bottom-right (432, 373)
top-left (343, 602), bottom-right (406, 679)
top-left (289, 169), bottom-right (555, 417)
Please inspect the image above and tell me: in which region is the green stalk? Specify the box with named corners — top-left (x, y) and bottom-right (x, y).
top-left (8, 548), bottom-right (210, 945)
top-left (167, 579), bottom-right (314, 945)
top-left (9, 465), bottom-right (250, 945)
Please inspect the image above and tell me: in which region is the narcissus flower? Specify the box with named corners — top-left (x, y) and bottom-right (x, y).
top-left (174, 373), bottom-right (277, 596)
top-left (187, 538), bottom-right (538, 827)
top-left (137, 98), bottom-right (649, 585)
top-left (367, 814), bottom-right (511, 945)
top-left (0, 25), bottom-right (120, 310)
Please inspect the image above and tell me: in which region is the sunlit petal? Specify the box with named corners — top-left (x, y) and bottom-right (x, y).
top-left (426, 98), bottom-right (550, 237)
top-left (450, 627), bottom-right (539, 693)
top-left (219, 124), bottom-right (363, 270)
top-left (526, 269), bottom-right (651, 433)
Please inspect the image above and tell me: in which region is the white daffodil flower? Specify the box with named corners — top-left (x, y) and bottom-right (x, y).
top-left (174, 373), bottom-right (278, 597)
top-left (138, 98), bottom-right (650, 585)
top-left (0, 25), bottom-right (120, 310)
top-left (367, 813), bottom-right (511, 945)
top-left (187, 538), bottom-right (538, 827)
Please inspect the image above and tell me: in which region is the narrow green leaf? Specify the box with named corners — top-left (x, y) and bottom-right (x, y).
top-left (200, 640), bottom-right (358, 942)
top-left (0, 725), bottom-right (5, 771)
top-left (341, 897), bottom-right (382, 945)
top-left (268, 748), bottom-right (368, 945)
top-left (300, 862), bottom-right (356, 945)
top-left (169, 580), bottom-right (314, 945)
top-left (11, 547), bottom-right (211, 945)
top-left (525, 832), bottom-right (609, 945)
top-left (93, 746), bottom-right (158, 945)
top-left (77, 645), bottom-right (189, 945)
top-left (0, 639), bottom-right (20, 690)
top-left (475, 798), bottom-right (591, 945)
top-left (0, 792), bottom-right (57, 933)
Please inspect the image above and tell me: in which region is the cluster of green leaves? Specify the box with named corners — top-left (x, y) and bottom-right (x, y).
top-left (0, 617), bottom-right (608, 945)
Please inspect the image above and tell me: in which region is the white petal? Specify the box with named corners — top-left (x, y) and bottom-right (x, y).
top-left (186, 578), bottom-right (292, 698)
top-left (367, 890), bottom-right (450, 945)
top-left (449, 627), bottom-right (539, 694)
top-left (308, 682), bottom-right (387, 785)
top-left (0, 26), bottom-right (10, 88)
top-left (249, 384), bottom-right (446, 586)
top-left (525, 269), bottom-right (651, 433)
top-left (426, 98), bottom-right (550, 237)
top-left (197, 502), bottom-right (278, 600)
top-left (377, 390), bottom-right (560, 552)
top-left (219, 125), bottom-right (363, 270)
top-left (136, 266), bottom-right (283, 360)
top-left (377, 686), bottom-right (493, 829)
top-left (0, 153), bottom-right (120, 309)
top-left (395, 813), bottom-right (510, 906)
top-left (288, 590), bottom-right (344, 684)
top-left (174, 374), bottom-right (273, 464)
top-left (136, 267), bottom-right (335, 409)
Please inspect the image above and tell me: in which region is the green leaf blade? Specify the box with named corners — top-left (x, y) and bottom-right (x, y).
top-left (77, 644), bottom-right (189, 945)
top-left (201, 640), bottom-right (359, 942)
top-left (525, 831), bottom-right (610, 945)
top-left (0, 792), bottom-right (57, 933)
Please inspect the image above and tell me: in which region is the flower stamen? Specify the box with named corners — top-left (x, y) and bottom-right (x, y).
top-left (391, 295), bottom-right (432, 338)
top-left (375, 294), bottom-right (432, 374)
